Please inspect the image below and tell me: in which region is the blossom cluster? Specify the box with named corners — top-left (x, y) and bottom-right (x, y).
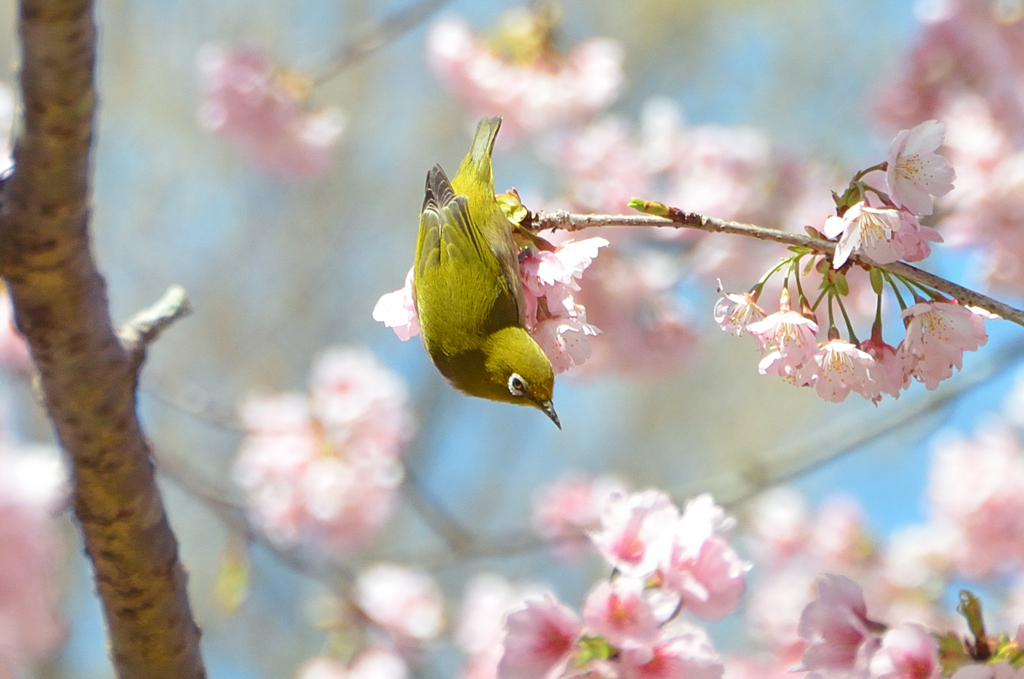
top-left (233, 347), bottom-right (414, 556)
top-left (725, 375), bottom-right (1024, 678)
top-left (715, 120), bottom-right (992, 403)
top-left (373, 223), bottom-right (608, 374)
top-left (425, 7), bottom-right (624, 141)
top-left (0, 441), bottom-right (67, 677)
top-left (497, 491), bottom-right (749, 679)
top-left (196, 44), bottom-right (345, 177)
top-left (875, 0), bottom-right (1024, 293)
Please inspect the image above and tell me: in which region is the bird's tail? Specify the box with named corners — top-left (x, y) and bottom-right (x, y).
top-left (455, 117), bottom-right (502, 190)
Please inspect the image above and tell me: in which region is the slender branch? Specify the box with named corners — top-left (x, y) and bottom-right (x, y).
top-left (312, 0), bottom-right (453, 85)
top-left (0, 1), bottom-right (205, 677)
top-left (529, 209), bottom-right (1024, 328)
top-left (119, 285), bottom-right (192, 366)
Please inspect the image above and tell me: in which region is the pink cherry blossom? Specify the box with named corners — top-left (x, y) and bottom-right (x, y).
top-left (619, 624), bottom-right (724, 679)
top-left (886, 121), bottom-right (956, 216)
top-left (926, 425), bottom-right (1024, 577)
top-left (498, 595), bottom-right (582, 679)
top-left (531, 472), bottom-right (627, 559)
top-left (808, 339), bottom-right (875, 403)
top-left (892, 211), bottom-right (943, 263)
top-left (576, 252), bottom-right (698, 376)
top-left (582, 577), bottom-right (660, 648)
top-left (296, 656), bottom-right (348, 679)
top-left (810, 495), bottom-right (867, 566)
top-left (456, 575), bottom-right (548, 679)
top-left (861, 336), bottom-right (916, 402)
top-left (746, 294), bottom-right (819, 364)
top-left (713, 288), bottom-right (766, 336)
top-left (297, 649), bottom-right (409, 679)
top-left (196, 44), bottom-right (345, 178)
top-left (346, 648), bottom-right (409, 679)
top-left (747, 487), bottom-right (810, 563)
top-left (798, 574), bottom-right (880, 676)
top-left (531, 316), bottom-right (600, 374)
top-left (868, 624), bottom-right (940, 679)
top-left (823, 203), bottom-right (905, 268)
top-left (354, 563), bottom-right (444, 641)
top-left (0, 445), bottom-right (67, 676)
top-left (589, 489), bottom-right (679, 577)
top-left (233, 348), bottom-right (412, 556)
top-left (663, 496), bottom-right (749, 621)
top-left (901, 301), bottom-right (988, 390)
top-left (951, 663), bottom-right (1024, 679)
top-left (425, 16), bottom-right (623, 141)
top-left (372, 268), bottom-right (420, 341)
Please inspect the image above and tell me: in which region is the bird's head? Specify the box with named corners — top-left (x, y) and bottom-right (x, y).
top-left (482, 326), bottom-right (559, 428)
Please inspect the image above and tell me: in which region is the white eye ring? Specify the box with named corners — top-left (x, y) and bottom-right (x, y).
top-left (508, 373), bottom-right (526, 397)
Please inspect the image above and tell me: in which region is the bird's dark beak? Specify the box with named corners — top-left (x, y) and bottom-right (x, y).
top-left (538, 399), bottom-right (560, 429)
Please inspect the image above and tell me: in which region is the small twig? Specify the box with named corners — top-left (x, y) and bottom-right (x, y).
top-left (312, 0), bottom-right (453, 85)
top-left (118, 285), bottom-right (192, 364)
top-left (140, 380), bottom-right (242, 433)
top-left (154, 447), bottom-right (356, 586)
top-left (530, 209), bottom-right (1024, 328)
top-left (400, 467), bottom-right (476, 554)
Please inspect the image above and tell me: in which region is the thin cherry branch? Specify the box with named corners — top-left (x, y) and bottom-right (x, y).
top-left (312, 0), bottom-right (453, 85)
top-left (528, 208), bottom-right (1024, 328)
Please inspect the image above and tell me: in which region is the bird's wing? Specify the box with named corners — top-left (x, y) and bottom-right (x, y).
top-left (417, 165), bottom-right (493, 278)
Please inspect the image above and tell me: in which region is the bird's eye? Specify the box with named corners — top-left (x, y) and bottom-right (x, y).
top-left (508, 373), bottom-right (526, 397)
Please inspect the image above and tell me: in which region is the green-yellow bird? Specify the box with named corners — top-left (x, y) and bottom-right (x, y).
top-left (414, 117), bottom-right (559, 428)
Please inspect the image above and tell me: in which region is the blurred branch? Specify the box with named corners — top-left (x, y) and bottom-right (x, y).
top-left (313, 0), bottom-right (453, 85)
top-left (119, 285), bottom-right (191, 367)
top-left (401, 467), bottom-right (476, 553)
top-left (140, 379), bottom-right (243, 433)
top-left (0, 1), bottom-right (205, 677)
top-left (530, 208), bottom-right (1024, 328)
top-left (691, 339), bottom-right (1024, 508)
top-left (154, 448), bottom-right (355, 587)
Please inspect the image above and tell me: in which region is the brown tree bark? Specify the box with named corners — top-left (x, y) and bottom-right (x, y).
top-left (0, 1), bottom-right (206, 677)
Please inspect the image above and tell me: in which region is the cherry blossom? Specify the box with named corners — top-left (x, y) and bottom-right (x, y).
top-left (497, 595), bottom-right (582, 679)
top-left (713, 287), bottom-right (766, 336)
top-left (861, 336), bottom-right (915, 402)
top-left (456, 575), bottom-right (548, 679)
top-left (0, 444), bottom-right (67, 677)
top-left (926, 426), bottom-right (1024, 577)
top-left (589, 489), bottom-right (679, 577)
top-left (372, 268), bottom-right (420, 341)
top-left (425, 14), bottom-right (623, 140)
top-left (519, 236), bottom-right (608, 373)
top-left (808, 339), bottom-right (875, 403)
top-left (886, 120), bottom-right (956, 216)
top-left (582, 577), bottom-right (660, 648)
top-left (746, 292), bottom-right (819, 364)
top-left (531, 472), bottom-right (627, 558)
top-left (618, 624), bottom-right (724, 679)
top-left (297, 649), bottom-right (408, 679)
top-left (663, 495), bottom-right (749, 621)
top-left (354, 563), bottom-right (444, 641)
top-left (233, 348), bottom-right (412, 556)
top-left (798, 574), bottom-right (881, 676)
top-left (196, 44), bottom-right (345, 177)
top-left (950, 663), bottom-right (1024, 679)
top-left (901, 301), bottom-right (988, 390)
top-left (868, 624), bottom-right (940, 679)
top-left (823, 203), bottom-right (905, 268)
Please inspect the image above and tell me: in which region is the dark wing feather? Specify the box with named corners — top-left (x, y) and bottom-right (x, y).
top-left (417, 165), bottom-right (490, 275)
